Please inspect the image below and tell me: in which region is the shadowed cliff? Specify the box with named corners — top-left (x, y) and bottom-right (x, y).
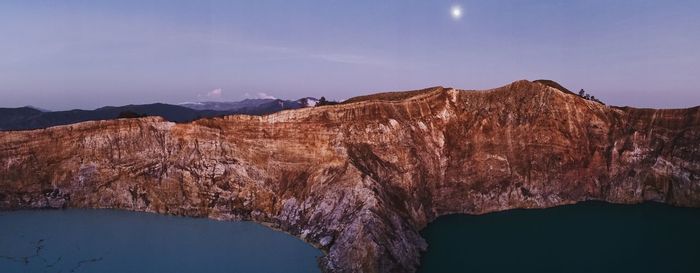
top-left (1, 80), bottom-right (699, 273)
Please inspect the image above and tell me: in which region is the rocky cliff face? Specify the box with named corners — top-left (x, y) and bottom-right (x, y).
top-left (1, 80), bottom-right (699, 273)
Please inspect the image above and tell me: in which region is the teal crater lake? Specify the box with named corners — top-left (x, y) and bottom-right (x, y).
top-left (0, 209), bottom-right (322, 273)
top-left (418, 202), bottom-right (700, 273)
top-left (2, 202), bottom-right (699, 273)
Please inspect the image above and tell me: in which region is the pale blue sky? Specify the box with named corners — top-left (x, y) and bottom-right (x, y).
top-left (1, 0), bottom-right (699, 110)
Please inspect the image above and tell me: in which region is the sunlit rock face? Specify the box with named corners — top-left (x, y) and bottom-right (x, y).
top-left (1, 80), bottom-right (699, 273)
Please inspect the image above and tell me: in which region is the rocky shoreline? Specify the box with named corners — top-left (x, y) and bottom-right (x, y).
top-left (1, 80), bottom-right (699, 273)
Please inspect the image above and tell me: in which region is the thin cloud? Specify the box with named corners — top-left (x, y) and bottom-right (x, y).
top-left (206, 88), bottom-right (223, 98)
top-left (256, 92), bottom-right (276, 99)
top-left (311, 53), bottom-right (388, 66)
top-left (198, 88), bottom-right (223, 101)
top-left (225, 39), bottom-right (394, 67)
top-left (243, 92), bottom-right (277, 100)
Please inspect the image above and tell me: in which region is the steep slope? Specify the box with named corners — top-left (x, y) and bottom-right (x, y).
top-left (1, 80), bottom-right (699, 273)
top-left (533, 79), bottom-right (576, 94)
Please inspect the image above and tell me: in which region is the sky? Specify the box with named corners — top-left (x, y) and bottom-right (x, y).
top-left (1, 0), bottom-right (699, 110)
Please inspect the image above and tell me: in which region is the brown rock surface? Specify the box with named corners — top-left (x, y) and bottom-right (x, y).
top-left (1, 80), bottom-right (699, 273)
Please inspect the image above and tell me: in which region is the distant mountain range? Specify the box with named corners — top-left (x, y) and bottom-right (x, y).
top-left (0, 97), bottom-right (319, 131)
top-left (179, 97), bottom-right (319, 112)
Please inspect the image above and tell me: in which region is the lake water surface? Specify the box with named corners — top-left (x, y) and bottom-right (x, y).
top-left (2, 202), bottom-right (699, 273)
top-left (0, 209), bottom-right (322, 273)
top-left (419, 202), bottom-right (700, 273)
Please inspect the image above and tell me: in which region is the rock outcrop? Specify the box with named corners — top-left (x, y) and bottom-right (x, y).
top-left (1, 80), bottom-right (699, 273)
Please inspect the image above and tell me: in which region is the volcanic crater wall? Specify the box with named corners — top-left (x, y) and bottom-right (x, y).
top-left (1, 80), bottom-right (699, 273)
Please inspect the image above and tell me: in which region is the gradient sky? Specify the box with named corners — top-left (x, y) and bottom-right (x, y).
top-left (1, 0), bottom-right (699, 110)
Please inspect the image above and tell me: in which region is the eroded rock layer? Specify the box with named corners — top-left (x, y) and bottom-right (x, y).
top-left (1, 80), bottom-right (699, 273)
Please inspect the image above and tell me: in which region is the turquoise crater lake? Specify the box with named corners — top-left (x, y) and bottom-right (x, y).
top-left (418, 202), bottom-right (700, 273)
top-left (2, 202), bottom-right (699, 273)
top-left (0, 209), bottom-right (322, 273)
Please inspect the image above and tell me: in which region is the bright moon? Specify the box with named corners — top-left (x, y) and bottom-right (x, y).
top-left (451, 5), bottom-right (462, 20)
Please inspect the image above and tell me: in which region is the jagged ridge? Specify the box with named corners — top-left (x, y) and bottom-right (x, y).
top-left (1, 80), bottom-right (699, 273)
